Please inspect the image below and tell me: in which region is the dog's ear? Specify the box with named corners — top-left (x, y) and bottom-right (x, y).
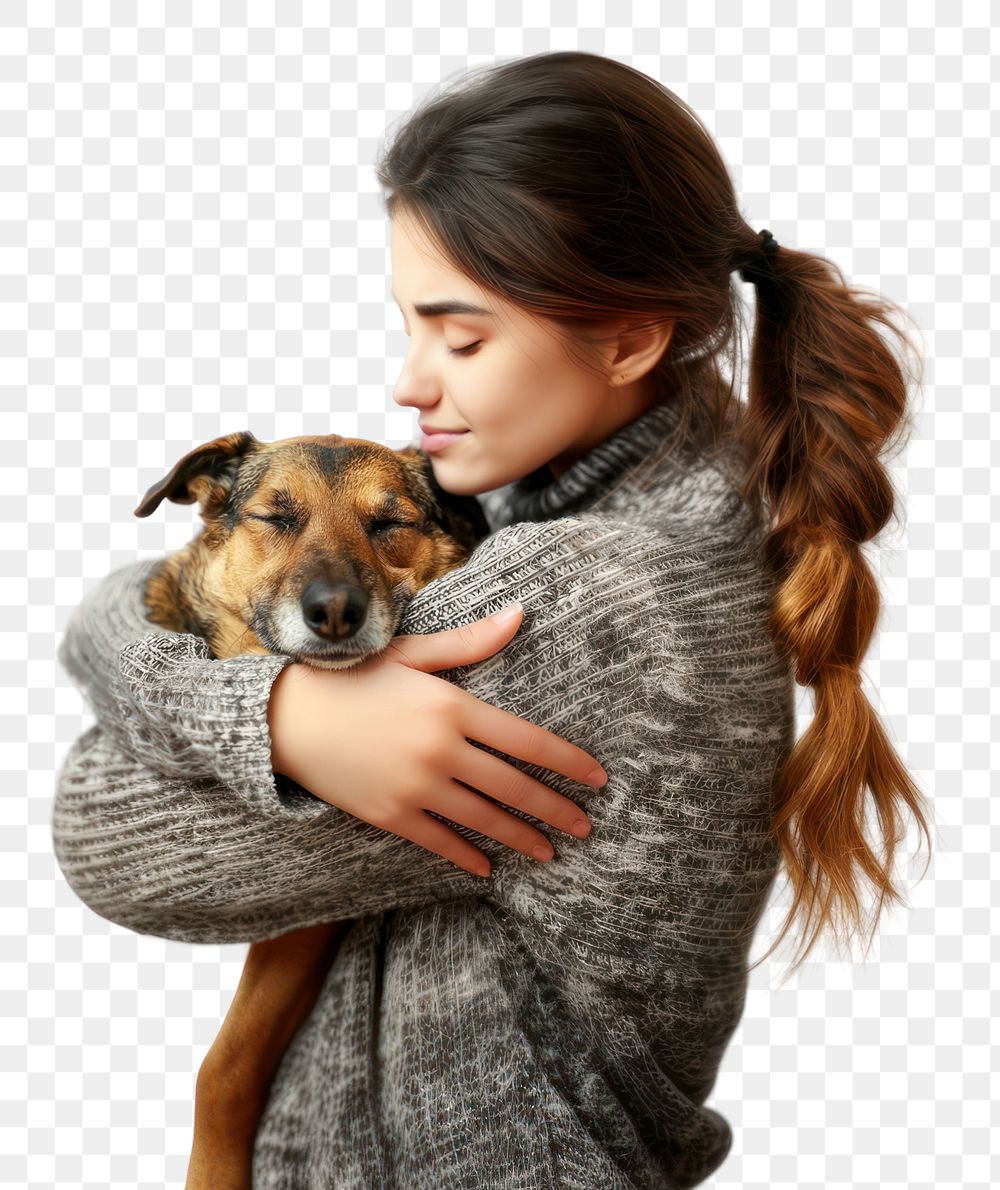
top-left (134, 431), bottom-right (264, 519)
top-left (396, 446), bottom-right (492, 551)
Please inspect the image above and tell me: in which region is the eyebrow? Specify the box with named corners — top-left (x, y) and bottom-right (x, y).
top-left (260, 488), bottom-right (307, 516)
top-left (391, 292), bottom-right (494, 318)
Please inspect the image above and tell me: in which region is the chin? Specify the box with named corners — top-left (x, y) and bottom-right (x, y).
top-left (426, 462), bottom-right (483, 497)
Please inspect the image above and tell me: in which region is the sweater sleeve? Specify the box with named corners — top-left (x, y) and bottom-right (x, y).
top-left (56, 557), bottom-right (294, 803)
top-left (52, 516), bottom-right (672, 944)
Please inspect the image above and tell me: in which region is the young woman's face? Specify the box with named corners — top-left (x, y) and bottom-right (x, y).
top-left (389, 207), bottom-right (663, 496)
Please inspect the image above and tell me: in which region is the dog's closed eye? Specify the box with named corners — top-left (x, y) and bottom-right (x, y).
top-left (370, 518), bottom-right (420, 535)
top-left (246, 513), bottom-right (301, 534)
top-left (243, 509), bottom-right (421, 541)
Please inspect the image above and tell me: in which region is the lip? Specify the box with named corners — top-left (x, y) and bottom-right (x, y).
top-left (420, 429), bottom-right (469, 453)
top-left (419, 424), bottom-right (467, 434)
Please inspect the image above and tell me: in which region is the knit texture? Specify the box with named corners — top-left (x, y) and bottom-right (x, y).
top-left (53, 399), bottom-right (795, 1189)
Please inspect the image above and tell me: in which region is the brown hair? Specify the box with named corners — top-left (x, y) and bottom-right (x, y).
top-left (374, 50), bottom-right (932, 976)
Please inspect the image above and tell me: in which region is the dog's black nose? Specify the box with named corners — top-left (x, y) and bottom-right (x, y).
top-left (300, 579), bottom-right (369, 640)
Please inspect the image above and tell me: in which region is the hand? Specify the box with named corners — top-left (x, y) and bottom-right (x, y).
top-left (267, 604), bottom-right (608, 877)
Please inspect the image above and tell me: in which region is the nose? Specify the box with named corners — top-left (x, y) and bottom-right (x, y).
top-left (391, 359), bottom-right (442, 413)
top-left (300, 579), bottom-right (370, 641)
top-left (391, 385), bottom-right (436, 414)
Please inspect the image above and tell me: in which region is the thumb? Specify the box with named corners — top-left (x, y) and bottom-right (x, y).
top-left (387, 602), bottom-right (524, 673)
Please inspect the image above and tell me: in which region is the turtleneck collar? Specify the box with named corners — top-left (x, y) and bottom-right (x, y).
top-left (477, 398), bottom-right (689, 530)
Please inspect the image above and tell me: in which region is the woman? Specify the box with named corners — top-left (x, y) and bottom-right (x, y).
top-left (52, 51), bottom-right (931, 1188)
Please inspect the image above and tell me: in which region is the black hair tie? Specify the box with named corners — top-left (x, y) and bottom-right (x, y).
top-left (739, 228), bottom-right (780, 284)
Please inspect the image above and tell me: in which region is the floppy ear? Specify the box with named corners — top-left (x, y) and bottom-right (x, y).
top-left (395, 446), bottom-right (492, 552)
top-left (134, 430), bottom-right (264, 519)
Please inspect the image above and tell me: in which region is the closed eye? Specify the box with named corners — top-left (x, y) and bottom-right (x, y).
top-left (370, 520), bottom-right (419, 536)
top-left (398, 319), bottom-right (482, 357)
top-left (248, 514), bottom-right (299, 531)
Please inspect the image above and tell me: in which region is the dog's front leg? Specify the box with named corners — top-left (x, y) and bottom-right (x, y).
top-left (185, 920), bottom-right (352, 1190)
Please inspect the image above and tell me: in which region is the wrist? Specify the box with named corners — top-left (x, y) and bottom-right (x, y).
top-left (267, 662), bottom-right (310, 781)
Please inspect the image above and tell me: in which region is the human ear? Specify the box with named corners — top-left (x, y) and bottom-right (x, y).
top-left (604, 317), bottom-right (675, 386)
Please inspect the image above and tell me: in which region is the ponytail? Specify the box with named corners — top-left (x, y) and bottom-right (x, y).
top-left (730, 231), bottom-right (934, 976)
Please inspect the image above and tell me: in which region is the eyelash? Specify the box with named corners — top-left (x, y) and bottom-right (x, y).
top-left (370, 520), bottom-right (416, 535)
top-left (400, 321), bottom-right (482, 357)
top-left (251, 514), bottom-right (416, 537)
top-left (250, 515), bottom-right (297, 531)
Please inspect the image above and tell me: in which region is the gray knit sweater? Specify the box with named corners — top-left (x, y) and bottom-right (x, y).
top-left (53, 400), bottom-right (795, 1189)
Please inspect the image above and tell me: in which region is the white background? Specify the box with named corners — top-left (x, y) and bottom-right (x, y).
top-left (4, 2), bottom-right (994, 1187)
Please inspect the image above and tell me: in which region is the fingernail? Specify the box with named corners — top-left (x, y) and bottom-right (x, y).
top-left (585, 766), bottom-right (608, 787)
top-left (532, 844), bottom-right (554, 861)
top-left (490, 601), bottom-right (522, 624)
top-left (570, 819), bottom-right (591, 839)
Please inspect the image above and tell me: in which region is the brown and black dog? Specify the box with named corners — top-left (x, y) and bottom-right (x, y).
top-left (133, 429), bottom-right (491, 1189)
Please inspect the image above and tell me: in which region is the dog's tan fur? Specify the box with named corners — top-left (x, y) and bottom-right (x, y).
top-left (133, 430), bottom-right (490, 1189)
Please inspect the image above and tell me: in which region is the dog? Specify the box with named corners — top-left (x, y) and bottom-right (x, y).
top-left (132, 429), bottom-right (491, 1189)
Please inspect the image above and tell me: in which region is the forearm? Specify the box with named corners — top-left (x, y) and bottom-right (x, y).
top-left (52, 724), bottom-right (479, 944)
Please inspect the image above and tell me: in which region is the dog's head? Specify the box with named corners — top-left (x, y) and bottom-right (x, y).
top-left (135, 430), bottom-right (492, 667)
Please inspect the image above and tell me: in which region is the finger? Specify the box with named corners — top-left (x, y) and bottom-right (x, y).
top-left (459, 694), bottom-right (607, 789)
top-left (385, 613), bottom-right (607, 786)
top-left (452, 746), bottom-right (592, 840)
top-left (386, 606), bottom-right (524, 673)
top-left (421, 776), bottom-right (560, 860)
top-left (386, 809), bottom-right (494, 878)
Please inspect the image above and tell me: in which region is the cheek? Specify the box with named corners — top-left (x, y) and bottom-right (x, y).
top-left (224, 530), bottom-right (292, 583)
top-left (198, 533), bottom-right (280, 616)
top-left (233, 527), bottom-right (274, 559)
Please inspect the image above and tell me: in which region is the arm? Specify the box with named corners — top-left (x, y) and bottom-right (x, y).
top-left (57, 557), bottom-right (300, 807)
top-left (51, 517), bottom-right (697, 944)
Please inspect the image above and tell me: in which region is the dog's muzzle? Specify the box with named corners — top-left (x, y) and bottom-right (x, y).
top-left (266, 578), bottom-right (401, 670)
